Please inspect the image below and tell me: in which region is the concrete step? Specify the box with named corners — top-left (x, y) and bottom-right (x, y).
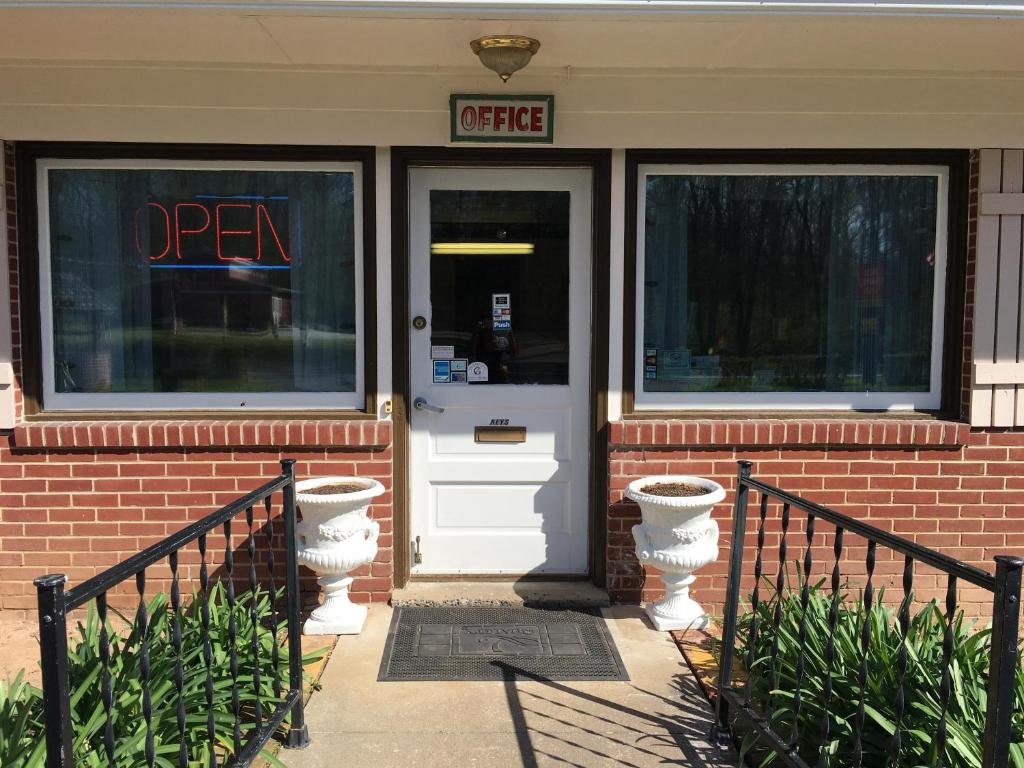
top-left (390, 580), bottom-right (610, 608)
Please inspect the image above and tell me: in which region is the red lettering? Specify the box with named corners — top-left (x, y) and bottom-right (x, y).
top-left (134, 202), bottom-right (171, 261)
top-left (256, 204), bottom-right (290, 262)
top-left (530, 106), bottom-right (543, 133)
top-left (515, 106), bottom-right (529, 132)
top-left (215, 203), bottom-right (254, 261)
top-left (493, 107), bottom-right (507, 132)
top-left (174, 202), bottom-right (210, 260)
top-left (479, 104), bottom-right (492, 129)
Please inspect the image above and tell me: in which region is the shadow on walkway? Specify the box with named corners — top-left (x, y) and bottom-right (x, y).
top-left (497, 661), bottom-right (729, 768)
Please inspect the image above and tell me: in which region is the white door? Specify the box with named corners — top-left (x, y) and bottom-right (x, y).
top-left (409, 167), bottom-right (592, 575)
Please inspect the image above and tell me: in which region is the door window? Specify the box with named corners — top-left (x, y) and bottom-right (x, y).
top-left (429, 190), bottom-right (571, 385)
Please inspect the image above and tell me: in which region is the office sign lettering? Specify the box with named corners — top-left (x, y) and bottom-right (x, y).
top-left (450, 94), bottom-right (554, 144)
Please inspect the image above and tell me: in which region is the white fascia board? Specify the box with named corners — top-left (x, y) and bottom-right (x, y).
top-left (2, 0), bottom-right (1024, 19)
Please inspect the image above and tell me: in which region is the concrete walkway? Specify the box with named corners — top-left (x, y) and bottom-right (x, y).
top-left (282, 606), bottom-right (734, 768)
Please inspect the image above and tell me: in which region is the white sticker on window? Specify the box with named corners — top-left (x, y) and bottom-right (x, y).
top-left (431, 345), bottom-right (455, 360)
top-left (468, 361), bottom-right (489, 383)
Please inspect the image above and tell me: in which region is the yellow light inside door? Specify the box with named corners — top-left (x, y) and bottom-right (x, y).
top-left (430, 242), bottom-right (535, 255)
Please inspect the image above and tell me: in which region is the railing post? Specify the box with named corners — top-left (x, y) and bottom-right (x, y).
top-left (712, 460), bottom-right (753, 746)
top-left (982, 555), bottom-right (1023, 768)
top-left (281, 459), bottom-right (310, 749)
top-left (35, 574), bottom-right (73, 768)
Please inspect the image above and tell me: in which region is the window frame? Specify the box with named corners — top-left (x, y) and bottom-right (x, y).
top-left (18, 143), bottom-right (376, 417)
top-left (631, 160), bottom-right (952, 412)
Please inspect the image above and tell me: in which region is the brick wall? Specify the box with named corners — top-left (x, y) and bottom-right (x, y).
top-left (4, 139), bottom-right (1019, 621)
top-left (608, 155), bottom-right (1022, 618)
top-left (606, 156), bottom-right (1024, 618)
top-left (606, 420), bottom-right (1024, 617)
top-left (0, 421), bottom-right (393, 617)
top-left (0, 142), bottom-right (395, 618)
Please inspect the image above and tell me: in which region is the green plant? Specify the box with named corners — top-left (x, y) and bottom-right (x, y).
top-left (0, 672), bottom-right (45, 767)
top-left (736, 578), bottom-right (1024, 768)
top-left (1, 584), bottom-right (326, 768)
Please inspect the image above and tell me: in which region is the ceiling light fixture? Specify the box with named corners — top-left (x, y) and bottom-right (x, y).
top-left (470, 36), bottom-right (540, 83)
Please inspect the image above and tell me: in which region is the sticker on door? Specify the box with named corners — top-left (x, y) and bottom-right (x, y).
top-left (468, 361), bottom-right (488, 382)
top-left (433, 360), bottom-right (451, 383)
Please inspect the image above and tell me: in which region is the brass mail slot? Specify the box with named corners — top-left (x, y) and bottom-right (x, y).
top-left (474, 426), bottom-right (527, 444)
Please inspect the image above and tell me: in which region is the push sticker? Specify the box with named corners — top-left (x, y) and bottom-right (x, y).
top-left (492, 292), bottom-right (513, 332)
top-left (433, 360), bottom-right (451, 383)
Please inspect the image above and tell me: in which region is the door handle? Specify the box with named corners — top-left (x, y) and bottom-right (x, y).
top-left (413, 397), bottom-right (445, 414)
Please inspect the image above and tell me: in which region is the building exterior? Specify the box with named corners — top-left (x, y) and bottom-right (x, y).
top-left (1, 0), bottom-right (1023, 617)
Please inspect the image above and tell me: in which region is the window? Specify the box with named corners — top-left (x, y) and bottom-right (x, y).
top-left (635, 164), bottom-right (948, 410)
top-left (429, 189), bottom-right (571, 385)
top-left (38, 159), bottom-right (363, 410)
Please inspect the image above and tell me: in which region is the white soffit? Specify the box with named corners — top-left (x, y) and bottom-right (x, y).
top-left (0, 11), bottom-right (293, 63)
top-left (255, 15), bottom-right (1024, 69)
top-left (0, 10), bottom-right (1022, 71)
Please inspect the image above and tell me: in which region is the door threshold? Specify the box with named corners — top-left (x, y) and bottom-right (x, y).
top-left (391, 579), bottom-right (610, 608)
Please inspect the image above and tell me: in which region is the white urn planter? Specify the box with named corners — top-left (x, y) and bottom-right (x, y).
top-left (295, 476), bottom-right (384, 635)
top-left (626, 475), bottom-right (725, 632)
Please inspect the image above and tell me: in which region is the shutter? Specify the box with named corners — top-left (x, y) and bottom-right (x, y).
top-left (971, 149), bottom-right (1024, 427)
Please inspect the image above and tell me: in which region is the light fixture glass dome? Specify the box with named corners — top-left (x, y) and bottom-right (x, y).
top-left (470, 36), bottom-right (540, 82)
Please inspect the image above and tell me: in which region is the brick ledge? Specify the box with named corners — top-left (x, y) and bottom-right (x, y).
top-left (609, 418), bottom-right (968, 449)
top-left (11, 419), bottom-right (392, 451)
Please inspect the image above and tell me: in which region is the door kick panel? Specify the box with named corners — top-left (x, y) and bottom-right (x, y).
top-left (474, 425), bottom-right (527, 444)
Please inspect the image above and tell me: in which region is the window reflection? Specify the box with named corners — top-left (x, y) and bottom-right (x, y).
top-left (642, 174), bottom-right (939, 394)
top-left (47, 167), bottom-right (358, 396)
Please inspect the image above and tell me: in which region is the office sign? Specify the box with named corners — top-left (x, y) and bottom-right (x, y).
top-left (450, 94), bottom-right (554, 144)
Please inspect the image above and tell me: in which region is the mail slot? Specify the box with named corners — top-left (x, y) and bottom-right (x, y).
top-left (474, 425), bottom-right (527, 444)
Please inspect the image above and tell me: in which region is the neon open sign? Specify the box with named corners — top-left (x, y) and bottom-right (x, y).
top-left (134, 195), bottom-right (291, 269)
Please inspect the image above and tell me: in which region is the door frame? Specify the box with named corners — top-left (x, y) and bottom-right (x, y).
top-left (391, 147), bottom-right (612, 589)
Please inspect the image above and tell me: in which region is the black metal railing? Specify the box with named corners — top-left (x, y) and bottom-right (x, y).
top-left (34, 459), bottom-right (309, 767)
top-left (714, 460), bottom-right (1023, 768)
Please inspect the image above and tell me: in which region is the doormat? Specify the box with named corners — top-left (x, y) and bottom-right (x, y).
top-left (377, 605), bottom-right (629, 682)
